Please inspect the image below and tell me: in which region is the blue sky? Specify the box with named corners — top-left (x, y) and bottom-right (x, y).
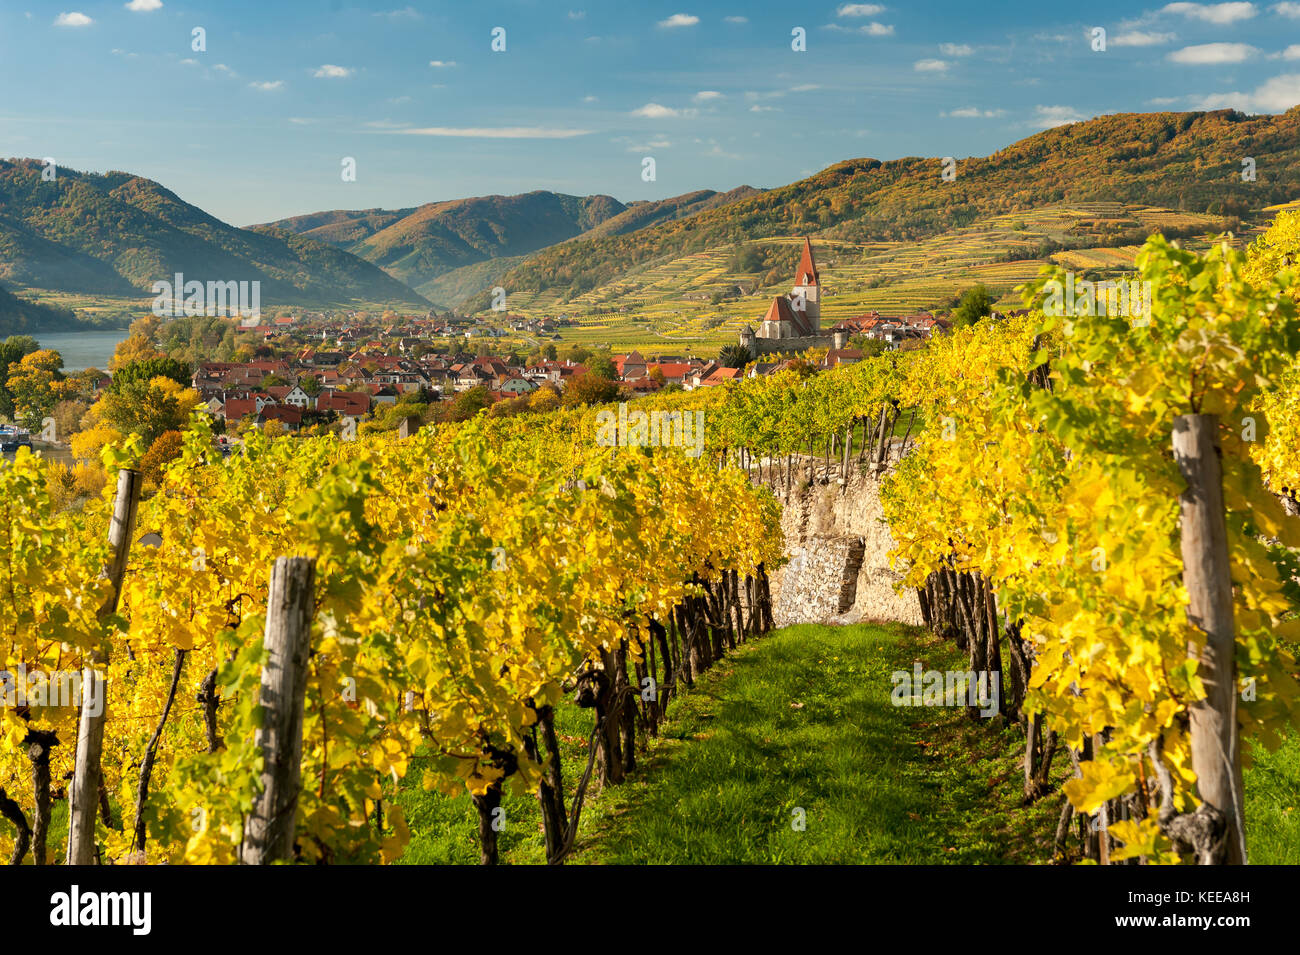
top-left (2, 1), bottom-right (1298, 225)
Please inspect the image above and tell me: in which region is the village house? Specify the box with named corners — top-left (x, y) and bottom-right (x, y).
top-left (264, 385), bottom-right (313, 409)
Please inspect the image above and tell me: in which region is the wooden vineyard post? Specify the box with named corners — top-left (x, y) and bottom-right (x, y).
top-left (1172, 414), bottom-right (1246, 865)
top-left (241, 557), bottom-right (315, 865)
top-left (66, 467), bottom-right (141, 866)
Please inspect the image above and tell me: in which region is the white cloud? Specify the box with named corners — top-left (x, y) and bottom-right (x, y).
top-left (1034, 104), bottom-right (1086, 127)
top-left (749, 104), bottom-right (780, 112)
top-left (213, 63), bottom-right (237, 75)
top-left (624, 137), bottom-right (672, 151)
top-left (388, 126), bottom-right (595, 139)
top-left (249, 80), bottom-right (284, 91)
top-left (1112, 31), bottom-right (1176, 46)
top-left (1284, 44), bottom-right (1300, 57)
top-left (313, 64), bottom-right (353, 78)
top-left (1168, 42), bottom-right (1257, 63)
top-left (632, 102), bottom-right (681, 118)
top-left (568, 10), bottom-right (585, 19)
top-left (693, 90), bottom-right (724, 102)
top-left (1191, 72), bottom-right (1300, 109)
top-left (1161, 2), bottom-right (1257, 24)
top-left (373, 7), bottom-right (420, 18)
top-left (914, 58), bottom-right (949, 72)
top-left (790, 83), bottom-right (821, 91)
top-left (1274, 1), bottom-right (1300, 15)
top-left (944, 107), bottom-right (1006, 117)
top-left (837, 3), bottom-right (886, 15)
top-left (658, 13), bottom-right (699, 27)
top-left (124, 0), bottom-right (162, 11)
top-left (428, 60), bottom-right (457, 68)
top-left (825, 21), bottom-right (893, 34)
top-left (179, 58), bottom-right (198, 66)
top-left (940, 43), bottom-right (973, 55)
top-left (288, 117), bottom-right (315, 125)
top-left (724, 15), bottom-right (748, 23)
top-left (54, 11), bottom-right (93, 26)
top-left (1148, 95), bottom-right (1182, 104)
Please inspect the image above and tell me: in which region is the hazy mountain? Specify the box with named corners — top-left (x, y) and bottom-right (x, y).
top-left (0, 160), bottom-right (428, 307)
top-left (261, 187), bottom-right (762, 304)
top-left (582, 186), bottom-right (763, 239)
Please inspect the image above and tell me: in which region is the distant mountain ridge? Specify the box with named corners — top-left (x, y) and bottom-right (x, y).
top-left (0, 160), bottom-right (428, 307)
top-left (483, 108), bottom-right (1300, 304)
top-left (6, 108), bottom-right (1296, 316)
top-left (259, 187), bottom-right (762, 304)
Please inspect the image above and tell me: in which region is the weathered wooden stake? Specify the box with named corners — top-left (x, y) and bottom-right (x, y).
top-left (1173, 414), bottom-right (1246, 865)
top-left (241, 556), bottom-right (315, 865)
top-left (66, 467), bottom-right (141, 866)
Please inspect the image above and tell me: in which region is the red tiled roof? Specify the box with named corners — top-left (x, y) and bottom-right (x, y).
top-left (699, 366), bottom-right (742, 387)
top-left (650, 362), bottom-right (693, 379)
top-left (317, 391), bottom-right (371, 415)
top-left (222, 398), bottom-right (259, 420)
top-left (261, 405), bottom-right (303, 426)
top-left (763, 296), bottom-right (814, 337)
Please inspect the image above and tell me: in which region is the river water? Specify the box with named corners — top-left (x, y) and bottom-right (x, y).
top-left (34, 329), bottom-right (131, 372)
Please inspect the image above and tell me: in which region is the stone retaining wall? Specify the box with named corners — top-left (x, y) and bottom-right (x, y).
top-left (760, 451), bottom-right (923, 628)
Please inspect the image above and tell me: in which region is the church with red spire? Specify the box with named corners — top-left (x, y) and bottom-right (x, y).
top-left (740, 237), bottom-right (846, 358)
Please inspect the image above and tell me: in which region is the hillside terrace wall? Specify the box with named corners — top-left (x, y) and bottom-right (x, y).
top-left (755, 448), bottom-right (924, 629)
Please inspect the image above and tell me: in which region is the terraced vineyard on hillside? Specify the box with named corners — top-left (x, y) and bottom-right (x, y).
top-left (486, 201), bottom-right (1245, 353)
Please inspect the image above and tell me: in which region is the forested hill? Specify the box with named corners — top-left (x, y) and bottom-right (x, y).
top-left (0, 283), bottom-right (84, 337)
top-left (487, 108), bottom-right (1300, 300)
top-left (256, 187), bottom-right (760, 300)
top-left (0, 160), bottom-right (428, 307)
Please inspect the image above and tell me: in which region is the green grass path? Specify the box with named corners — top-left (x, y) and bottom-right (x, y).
top-left (395, 621), bottom-right (1298, 864)
top-left (567, 622), bottom-right (1062, 864)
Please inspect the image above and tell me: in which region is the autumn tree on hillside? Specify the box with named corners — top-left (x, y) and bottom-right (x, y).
top-left (529, 384), bottom-right (561, 412)
top-left (0, 335), bottom-right (39, 419)
top-left (585, 354), bottom-right (617, 380)
top-left (6, 350), bottom-right (77, 427)
top-left (562, 370), bottom-right (619, 407)
top-left (110, 356), bottom-right (190, 390)
top-left (442, 386), bottom-right (490, 423)
top-left (952, 284), bottom-right (994, 327)
top-left (71, 371), bottom-right (202, 477)
top-left (108, 332), bottom-right (163, 372)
